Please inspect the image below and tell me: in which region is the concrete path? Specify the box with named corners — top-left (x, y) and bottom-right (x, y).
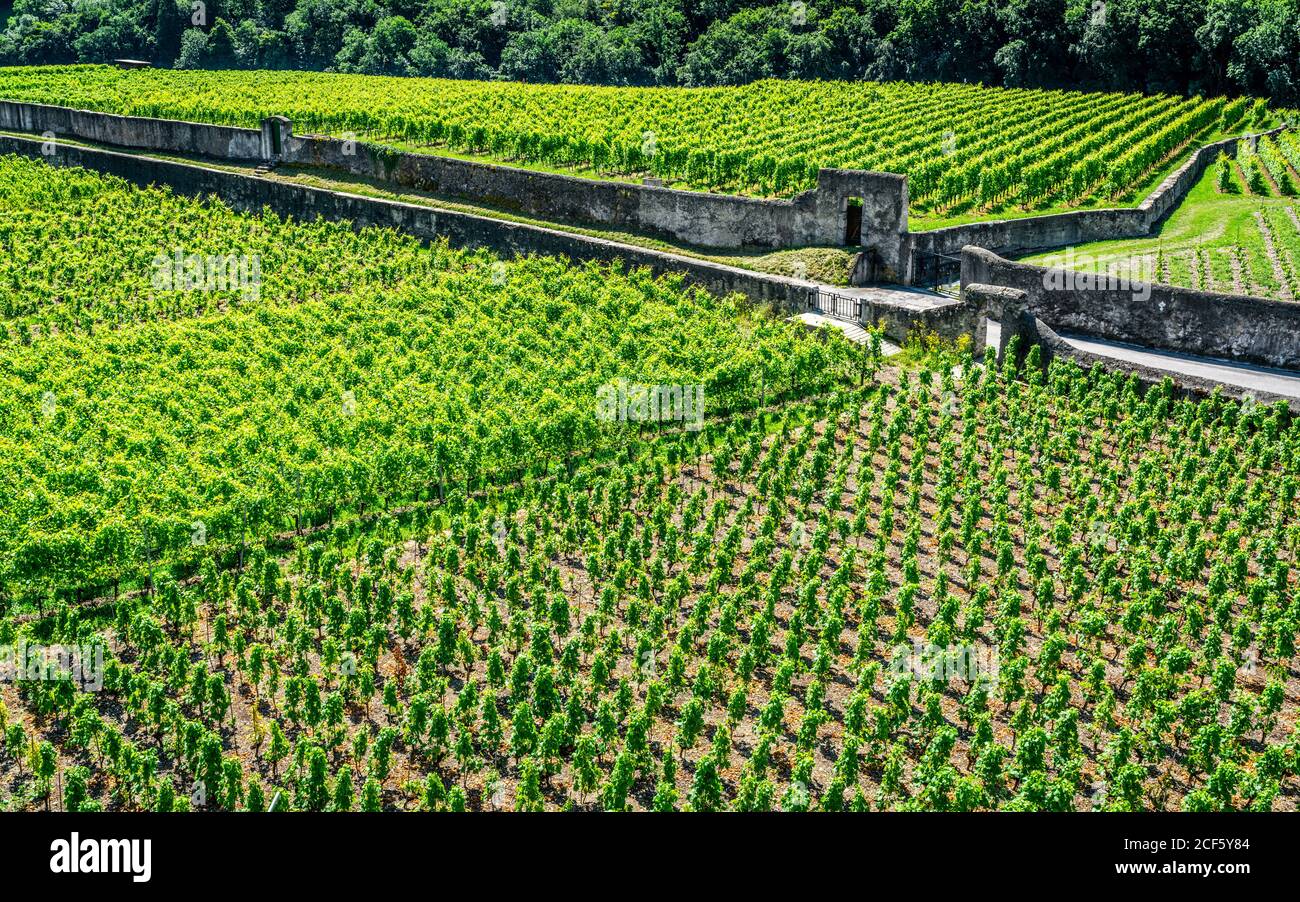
top-left (792, 312), bottom-right (902, 354)
top-left (798, 283), bottom-right (949, 351)
top-left (1059, 333), bottom-right (1300, 399)
top-left (840, 284), bottom-right (962, 311)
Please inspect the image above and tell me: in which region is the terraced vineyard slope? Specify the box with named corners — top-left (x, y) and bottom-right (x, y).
top-left (6, 330), bottom-right (1300, 812)
top-left (2, 156), bottom-right (1300, 814)
top-left (0, 66), bottom-right (1267, 217)
top-left (0, 154), bottom-right (847, 605)
top-left (1027, 130), bottom-right (1300, 300)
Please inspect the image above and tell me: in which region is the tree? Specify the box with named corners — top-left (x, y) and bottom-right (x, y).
top-left (510, 701), bottom-right (538, 760)
top-left (676, 697), bottom-right (705, 752)
top-left (515, 758), bottom-right (545, 811)
top-left (34, 741), bottom-right (58, 811)
top-left (206, 18), bottom-right (237, 68)
top-left (175, 28), bottom-right (209, 69)
top-left (652, 777), bottom-right (678, 812)
top-left (676, 10), bottom-right (776, 86)
top-left (334, 16), bottom-right (419, 76)
top-left (298, 745), bottom-right (330, 812)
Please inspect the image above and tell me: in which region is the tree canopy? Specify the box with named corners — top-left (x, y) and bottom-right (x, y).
top-left (0, 0), bottom-right (1297, 105)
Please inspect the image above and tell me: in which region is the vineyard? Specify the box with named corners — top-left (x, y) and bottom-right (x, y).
top-left (0, 155), bottom-right (843, 604)
top-left (4, 158), bottom-right (1300, 813)
top-left (1028, 131), bottom-right (1300, 300)
top-left (0, 65), bottom-right (1271, 217)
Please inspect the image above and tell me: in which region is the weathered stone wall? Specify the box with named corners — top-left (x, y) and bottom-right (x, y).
top-left (961, 246), bottom-right (1300, 369)
top-left (905, 208), bottom-right (1146, 285)
top-left (964, 282), bottom-right (1297, 407)
top-left (904, 128), bottom-right (1287, 285)
top-left (0, 99), bottom-right (267, 160)
top-left (860, 294), bottom-right (982, 348)
top-left (0, 98), bottom-right (908, 262)
top-left (4, 134), bottom-right (814, 298)
top-left (960, 283), bottom-right (1028, 361)
top-left (283, 126), bottom-right (908, 261)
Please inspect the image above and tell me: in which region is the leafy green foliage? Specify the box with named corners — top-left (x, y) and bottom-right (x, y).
top-left (0, 65), bottom-right (1234, 209)
top-left (0, 155), bottom-right (845, 605)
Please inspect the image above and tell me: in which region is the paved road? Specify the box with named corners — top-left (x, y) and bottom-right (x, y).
top-left (805, 307), bottom-right (1300, 401)
top-left (1059, 333), bottom-right (1300, 399)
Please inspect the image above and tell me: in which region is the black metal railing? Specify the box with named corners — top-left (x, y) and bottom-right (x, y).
top-left (810, 288), bottom-right (861, 322)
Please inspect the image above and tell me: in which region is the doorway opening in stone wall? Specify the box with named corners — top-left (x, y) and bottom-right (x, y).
top-left (844, 197), bottom-right (863, 245)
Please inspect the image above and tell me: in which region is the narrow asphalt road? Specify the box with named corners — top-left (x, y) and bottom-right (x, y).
top-left (1059, 333), bottom-right (1300, 399)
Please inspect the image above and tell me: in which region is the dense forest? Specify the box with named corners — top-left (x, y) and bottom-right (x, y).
top-left (0, 0), bottom-right (1296, 104)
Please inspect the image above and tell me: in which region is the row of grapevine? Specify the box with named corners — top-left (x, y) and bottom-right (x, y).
top-left (1257, 137), bottom-right (1297, 196)
top-left (1239, 143), bottom-right (1271, 195)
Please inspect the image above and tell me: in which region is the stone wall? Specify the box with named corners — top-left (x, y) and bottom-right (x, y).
top-left (961, 246), bottom-right (1300, 369)
top-left (0, 99), bottom-right (267, 160)
top-left (905, 208), bottom-right (1146, 286)
top-left (860, 293), bottom-right (983, 348)
top-left (282, 123), bottom-right (908, 263)
top-left (904, 128), bottom-right (1287, 285)
top-left (963, 282), bottom-right (1298, 407)
top-left (0, 98), bottom-right (908, 264)
top-left (960, 283), bottom-right (1029, 361)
